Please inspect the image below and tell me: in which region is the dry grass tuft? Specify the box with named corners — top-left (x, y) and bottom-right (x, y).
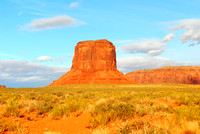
top-left (92, 127), bottom-right (110, 134)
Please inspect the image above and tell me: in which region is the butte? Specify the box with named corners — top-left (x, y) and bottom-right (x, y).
top-left (48, 39), bottom-right (136, 86)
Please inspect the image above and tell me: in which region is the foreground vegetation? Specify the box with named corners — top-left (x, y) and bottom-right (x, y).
top-left (0, 84), bottom-right (200, 134)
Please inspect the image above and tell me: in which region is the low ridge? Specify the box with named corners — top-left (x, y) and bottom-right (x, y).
top-left (126, 66), bottom-right (200, 84)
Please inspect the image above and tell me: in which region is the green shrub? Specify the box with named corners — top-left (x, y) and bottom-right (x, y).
top-left (2, 99), bottom-right (21, 117)
top-left (52, 105), bottom-right (70, 119)
top-left (37, 101), bottom-right (53, 115)
top-left (0, 119), bottom-right (20, 133)
top-left (66, 97), bottom-right (88, 113)
top-left (90, 100), bottom-right (135, 128)
top-left (178, 94), bottom-right (195, 106)
top-left (119, 119), bottom-right (150, 134)
top-left (175, 106), bottom-right (200, 121)
top-left (119, 119), bottom-right (169, 134)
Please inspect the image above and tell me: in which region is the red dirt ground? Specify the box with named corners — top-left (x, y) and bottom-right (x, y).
top-left (3, 112), bottom-right (91, 134)
top-left (26, 112), bottom-right (91, 134)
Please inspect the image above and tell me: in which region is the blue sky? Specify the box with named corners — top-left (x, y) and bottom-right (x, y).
top-left (1, 0), bottom-right (200, 87)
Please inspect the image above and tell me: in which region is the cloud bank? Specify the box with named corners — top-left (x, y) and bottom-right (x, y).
top-left (121, 34), bottom-right (175, 56)
top-left (117, 57), bottom-right (197, 73)
top-left (169, 19), bottom-right (200, 46)
top-left (0, 60), bottom-right (69, 87)
top-left (22, 15), bottom-right (85, 31)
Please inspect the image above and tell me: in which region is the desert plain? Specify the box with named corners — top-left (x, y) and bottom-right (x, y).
top-left (0, 84), bottom-right (200, 134)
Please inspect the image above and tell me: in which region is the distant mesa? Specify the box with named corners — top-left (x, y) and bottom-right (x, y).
top-left (0, 85), bottom-right (6, 88)
top-left (48, 39), bottom-right (136, 86)
top-left (126, 66), bottom-right (200, 84)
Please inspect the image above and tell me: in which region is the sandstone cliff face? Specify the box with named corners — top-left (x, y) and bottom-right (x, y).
top-left (71, 40), bottom-right (116, 72)
top-left (48, 39), bottom-right (136, 86)
top-left (126, 66), bottom-right (200, 84)
top-left (0, 85), bottom-right (6, 88)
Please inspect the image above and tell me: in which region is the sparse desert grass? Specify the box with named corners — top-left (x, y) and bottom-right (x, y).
top-left (118, 118), bottom-right (169, 134)
top-left (1, 97), bottom-right (21, 117)
top-left (0, 84), bottom-right (200, 133)
top-left (175, 105), bottom-right (200, 121)
top-left (90, 99), bottom-right (135, 128)
top-left (51, 96), bottom-right (87, 119)
top-left (0, 119), bottom-right (20, 134)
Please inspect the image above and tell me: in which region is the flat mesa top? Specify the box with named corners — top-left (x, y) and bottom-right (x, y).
top-left (76, 39), bottom-right (114, 47)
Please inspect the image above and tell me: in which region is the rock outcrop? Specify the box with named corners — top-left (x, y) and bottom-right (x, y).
top-left (0, 85), bottom-right (6, 88)
top-left (126, 66), bottom-right (200, 84)
top-left (48, 39), bottom-right (136, 86)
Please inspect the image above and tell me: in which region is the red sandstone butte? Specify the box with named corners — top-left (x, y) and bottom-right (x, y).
top-left (48, 39), bottom-right (136, 86)
top-left (126, 66), bottom-right (200, 84)
top-left (0, 85), bottom-right (6, 88)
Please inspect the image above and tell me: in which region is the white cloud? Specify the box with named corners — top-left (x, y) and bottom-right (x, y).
top-left (163, 33), bottom-right (175, 42)
top-left (21, 15), bottom-right (85, 31)
top-left (69, 2), bottom-right (80, 8)
top-left (34, 55), bottom-right (73, 63)
top-left (0, 60), bottom-right (69, 87)
top-left (169, 19), bottom-right (200, 46)
top-left (120, 33), bottom-right (175, 56)
top-left (117, 57), bottom-right (196, 73)
top-left (121, 39), bottom-right (166, 56)
top-left (35, 56), bottom-right (55, 62)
